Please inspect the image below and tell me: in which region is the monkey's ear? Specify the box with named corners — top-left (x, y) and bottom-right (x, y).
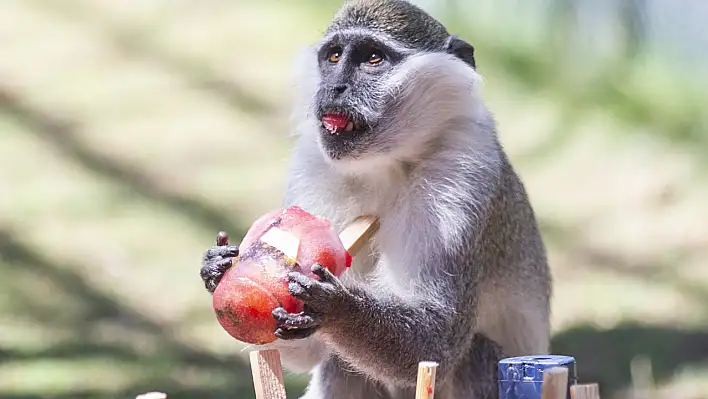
top-left (444, 35), bottom-right (476, 69)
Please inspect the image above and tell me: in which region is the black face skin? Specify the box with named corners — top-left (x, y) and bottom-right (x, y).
top-left (314, 31), bottom-right (408, 161)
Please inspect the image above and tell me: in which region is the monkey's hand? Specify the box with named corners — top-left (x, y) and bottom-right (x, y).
top-left (272, 263), bottom-right (352, 341)
top-left (200, 231), bottom-right (239, 294)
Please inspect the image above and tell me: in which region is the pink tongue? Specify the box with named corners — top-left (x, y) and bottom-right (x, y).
top-left (322, 114), bottom-right (350, 132)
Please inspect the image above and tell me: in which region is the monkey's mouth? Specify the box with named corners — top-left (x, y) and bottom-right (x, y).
top-left (320, 113), bottom-right (361, 134)
top-left (317, 109), bottom-right (372, 160)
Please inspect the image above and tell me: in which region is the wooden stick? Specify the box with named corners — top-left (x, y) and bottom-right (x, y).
top-left (260, 215), bottom-right (380, 260)
top-left (630, 355), bottom-right (653, 399)
top-left (250, 349), bottom-right (287, 399)
top-left (570, 383), bottom-right (601, 399)
top-left (541, 367), bottom-right (569, 399)
top-left (415, 361), bottom-right (439, 399)
top-left (260, 227), bottom-right (300, 260)
top-left (338, 215), bottom-right (380, 255)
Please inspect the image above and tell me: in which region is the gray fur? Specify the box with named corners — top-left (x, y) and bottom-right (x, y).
top-left (200, 1), bottom-right (551, 398)
top-left (328, 0), bottom-right (450, 51)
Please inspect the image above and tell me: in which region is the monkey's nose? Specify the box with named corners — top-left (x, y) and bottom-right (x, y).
top-left (332, 84), bottom-right (349, 95)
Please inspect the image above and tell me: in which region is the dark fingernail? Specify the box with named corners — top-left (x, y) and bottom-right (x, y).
top-left (216, 231), bottom-right (229, 246)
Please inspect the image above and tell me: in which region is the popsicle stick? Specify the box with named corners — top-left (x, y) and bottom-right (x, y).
top-left (135, 393), bottom-right (167, 399)
top-left (339, 215), bottom-right (380, 256)
top-left (250, 349), bottom-right (287, 399)
top-left (541, 367), bottom-right (569, 399)
top-left (415, 361), bottom-right (439, 399)
top-left (260, 216), bottom-right (380, 261)
top-left (260, 227), bottom-right (300, 261)
top-left (570, 383), bottom-right (601, 399)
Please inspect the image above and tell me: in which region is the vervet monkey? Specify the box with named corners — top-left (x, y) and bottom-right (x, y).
top-left (201, 1), bottom-right (551, 398)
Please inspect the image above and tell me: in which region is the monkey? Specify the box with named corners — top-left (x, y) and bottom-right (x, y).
top-left (200, 1), bottom-right (552, 398)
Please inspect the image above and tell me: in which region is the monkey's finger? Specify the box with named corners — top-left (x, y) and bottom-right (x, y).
top-left (200, 258), bottom-right (232, 278)
top-left (214, 258), bottom-right (234, 273)
top-left (204, 279), bottom-right (218, 294)
top-left (216, 231), bottom-right (229, 246)
top-left (204, 246), bottom-right (239, 260)
top-left (274, 327), bottom-right (317, 341)
top-left (272, 307), bottom-right (290, 320)
top-left (287, 271), bottom-right (317, 290)
top-left (288, 281), bottom-right (316, 302)
top-left (200, 258), bottom-right (233, 291)
top-left (272, 308), bottom-right (319, 329)
top-left (310, 263), bottom-right (337, 284)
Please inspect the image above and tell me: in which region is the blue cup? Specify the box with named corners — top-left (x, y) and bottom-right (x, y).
top-left (498, 355), bottom-right (577, 399)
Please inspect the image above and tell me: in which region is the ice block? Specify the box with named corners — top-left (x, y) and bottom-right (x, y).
top-left (212, 206), bottom-right (379, 344)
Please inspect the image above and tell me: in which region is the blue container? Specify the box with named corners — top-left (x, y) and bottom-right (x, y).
top-left (498, 355), bottom-right (577, 399)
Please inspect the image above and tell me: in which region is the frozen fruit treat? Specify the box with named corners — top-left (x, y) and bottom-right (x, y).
top-left (212, 206), bottom-right (352, 344)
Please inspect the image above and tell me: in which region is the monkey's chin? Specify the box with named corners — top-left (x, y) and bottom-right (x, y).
top-left (317, 134), bottom-right (396, 177)
top-left (326, 152), bottom-right (399, 177)
top-left (318, 140), bottom-right (361, 163)
top-left (317, 124), bottom-right (368, 158)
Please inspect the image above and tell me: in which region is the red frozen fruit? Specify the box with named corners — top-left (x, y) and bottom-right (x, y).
top-left (212, 206), bottom-right (351, 344)
top-left (321, 113), bottom-right (351, 133)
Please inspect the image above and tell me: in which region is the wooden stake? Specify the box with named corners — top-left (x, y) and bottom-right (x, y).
top-left (541, 367), bottom-right (569, 399)
top-left (570, 383), bottom-right (601, 399)
top-left (415, 361), bottom-right (439, 399)
top-left (630, 355), bottom-right (653, 399)
top-left (339, 215), bottom-right (380, 255)
top-left (250, 349), bottom-right (287, 399)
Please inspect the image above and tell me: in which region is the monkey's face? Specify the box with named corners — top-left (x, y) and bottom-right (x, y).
top-left (307, 27), bottom-right (482, 169)
top-left (313, 31), bottom-right (406, 162)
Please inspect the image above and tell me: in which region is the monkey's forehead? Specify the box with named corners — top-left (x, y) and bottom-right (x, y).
top-left (326, 0), bottom-right (449, 51)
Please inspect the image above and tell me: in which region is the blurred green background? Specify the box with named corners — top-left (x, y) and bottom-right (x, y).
top-left (0, 0), bottom-right (706, 398)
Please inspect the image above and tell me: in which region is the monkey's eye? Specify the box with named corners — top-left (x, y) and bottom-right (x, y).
top-left (328, 50), bottom-right (341, 63)
top-left (367, 52), bottom-right (383, 65)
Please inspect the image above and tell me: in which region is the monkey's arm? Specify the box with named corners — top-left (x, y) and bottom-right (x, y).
top-left (275, 254), bottom-right (482, 387)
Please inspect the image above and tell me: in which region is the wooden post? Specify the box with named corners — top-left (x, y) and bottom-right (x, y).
top-left (570, 383), bottom-right (601, 399)
top-left (541, 367), bottom-right (569, 399)
top-left (250, 349), bottom-right (287, 399)
top-left (415, 361), bottom-right (439, 399)
top-left (630, 355), bottom-right (653, 399)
